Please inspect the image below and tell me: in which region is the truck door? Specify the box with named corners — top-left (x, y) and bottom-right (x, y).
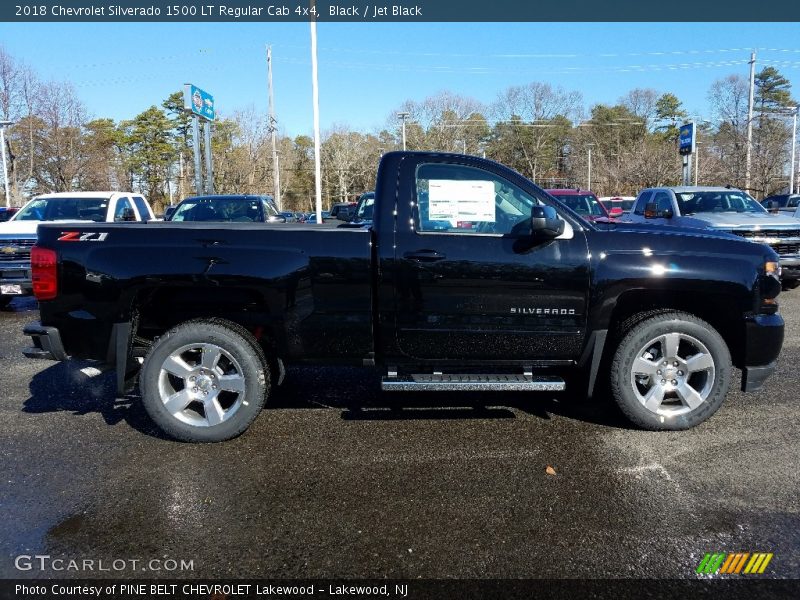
top-left (392, 157), bottom-right (590, 362)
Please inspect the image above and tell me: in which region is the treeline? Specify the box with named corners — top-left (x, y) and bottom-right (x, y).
top-left (0, 45), bottom-right (796, 213)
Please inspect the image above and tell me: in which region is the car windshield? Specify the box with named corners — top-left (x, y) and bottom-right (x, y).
top-left (13, 197), bottom-right (109, 221)
top-left (677, 191), bottom-right (766, 215)
top-left (171, 197), bottom-right (264, 222)
top-left (551, 193), bottom-right (606, 217)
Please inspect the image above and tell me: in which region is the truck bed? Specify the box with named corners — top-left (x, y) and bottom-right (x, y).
top-left (34, 221), bottom-right (374, 363)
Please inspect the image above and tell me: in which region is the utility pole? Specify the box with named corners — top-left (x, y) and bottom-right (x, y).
top-left (267, 45), bottom-right (282, 211)
top-left (789, 106), bottom-right (797, 195)
top-left (397, 111), bottom-right (409, 151)
top-left (310, 7), bottom-right (323, 223)
top-left (745, 50), bottom-right (756, 192)
top-left (0, 121), bottom-right (12, 207)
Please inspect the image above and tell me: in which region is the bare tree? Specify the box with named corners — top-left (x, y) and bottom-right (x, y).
top-left (394, 91), bottom-right (486, 153)
top-left (491, 82), bottom-right (582, 181)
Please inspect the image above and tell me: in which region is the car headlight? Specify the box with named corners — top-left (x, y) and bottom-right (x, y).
top-left (765, 260), bottom-right (782, 279)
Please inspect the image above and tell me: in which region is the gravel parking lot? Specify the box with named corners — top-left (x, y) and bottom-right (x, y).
top-left (1, 294), bottom-right (798, 579)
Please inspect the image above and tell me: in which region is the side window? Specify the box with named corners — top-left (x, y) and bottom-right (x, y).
top-left (131, 196), bottom-right (151, 221)
top-left (633, 191), bottom-right (652, 215)
top-left (114, 197), bottom-right (136, 222)
top-left (651, 191), bottom-right (673, 213)
top-left (414, 163), bottom-right (541, 235)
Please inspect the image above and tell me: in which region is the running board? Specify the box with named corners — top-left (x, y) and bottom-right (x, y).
top-left (381, 374), bottom-right (565, 392)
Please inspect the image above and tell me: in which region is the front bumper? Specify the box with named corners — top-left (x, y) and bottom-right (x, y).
top-left (23, 321), bottom-right (68, 361)
top-left (0, 261), bottom-right (32, 295)
top-left (778, 255), bottom-right (800, 280)
top-left (741, 313), bottom-right (784, 392)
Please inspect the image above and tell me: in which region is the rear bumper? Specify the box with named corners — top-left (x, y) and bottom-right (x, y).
top-left (23, 321), bottom-right (68, 361)
top-left (741, 313), bottom-right (784, 392)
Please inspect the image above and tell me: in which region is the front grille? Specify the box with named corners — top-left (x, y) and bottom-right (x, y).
top-left (732, 229), bottom-right (800, 239)
top-left (0, 238), bottom-right (35, 262)
top-left (774, 243), bottom-right (800, 255)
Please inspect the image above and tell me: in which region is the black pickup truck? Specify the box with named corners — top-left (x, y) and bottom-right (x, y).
top-left (23, 152), bottom-right (784, 442)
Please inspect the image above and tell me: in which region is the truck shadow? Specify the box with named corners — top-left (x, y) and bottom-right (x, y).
top-left (270, 367), bottom-right (631, 429)
top-left (23, 363), bottom-right (630, 439)
top-left (22, 360), bottom-right (169, 440)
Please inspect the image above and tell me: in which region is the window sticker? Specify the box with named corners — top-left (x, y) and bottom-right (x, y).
top-left (428, 180), bottom-right (496, 224)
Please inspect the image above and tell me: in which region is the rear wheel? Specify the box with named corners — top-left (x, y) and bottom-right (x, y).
top-left (140, 319), bottom-right (268, 442)
top-left (609, 311), bottom-right (731, 430)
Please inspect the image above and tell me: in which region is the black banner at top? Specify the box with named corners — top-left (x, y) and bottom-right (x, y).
top-left (2, 0), bottom-right (800, 22)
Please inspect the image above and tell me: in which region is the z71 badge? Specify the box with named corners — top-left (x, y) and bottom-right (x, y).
top-left (58, 231), bottom-right (109, 242)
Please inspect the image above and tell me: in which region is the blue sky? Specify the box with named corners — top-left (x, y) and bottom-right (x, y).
top-left (1, 22), bottom-right (799, 136)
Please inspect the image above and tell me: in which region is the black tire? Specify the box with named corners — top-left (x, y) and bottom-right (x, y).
top-left (782, 279), bottom-right (800, 291)
top-left (139, 318), bottom-right (269, 442)
top-left (609, 311), bottom-right (731, 430)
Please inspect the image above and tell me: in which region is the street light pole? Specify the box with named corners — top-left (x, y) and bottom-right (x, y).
top-left (397, 112), bottom-right (409, 151)
top-left (0, 120), bottom-right (12, 207)
top-left (310, 8), bottom-right (323, 224)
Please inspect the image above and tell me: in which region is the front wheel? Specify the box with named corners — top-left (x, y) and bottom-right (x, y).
top-left (609, 311), bottom-right (732, 430)
top-left (139, 319), bottom-right (269, 442)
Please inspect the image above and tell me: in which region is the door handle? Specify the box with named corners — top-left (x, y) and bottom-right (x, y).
top-left (403, 250), bottom-right (447, 262)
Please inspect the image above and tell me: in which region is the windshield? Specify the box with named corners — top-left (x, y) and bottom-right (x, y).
top-left (677, 191), bottom-right (766, 215)
top-left (171, 197), bottom-right (265, 222)
top-left (550, 193), bottom-right (606, 217)
top-left (13, 197), bottom-right (109, 221)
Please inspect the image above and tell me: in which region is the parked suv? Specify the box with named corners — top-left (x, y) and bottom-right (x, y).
top-left (544, 189), bottom-right (616, 221)
top-left (626, 186), bottom-right (800, 288)
top-left (329, 202), bottom-right (357, 221)
top-left (168, 195), bottom-right (286, 223)
top-left (0, 191), bottom-right (154, 307)
top-left (762, 193), bottom-right (800, 214)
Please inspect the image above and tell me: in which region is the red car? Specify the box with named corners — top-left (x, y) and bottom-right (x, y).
top-left (544, 189), bottom-right (619, 221)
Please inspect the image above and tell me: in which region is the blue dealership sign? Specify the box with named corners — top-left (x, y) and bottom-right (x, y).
top-left (679, 122), bottom-right (695, 156)
top-left (183, 83), bottom-right (215, 121)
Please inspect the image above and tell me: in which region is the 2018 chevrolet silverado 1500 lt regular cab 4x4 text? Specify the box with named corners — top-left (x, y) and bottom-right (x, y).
top-left (23, 153), bottom-right (785, 442)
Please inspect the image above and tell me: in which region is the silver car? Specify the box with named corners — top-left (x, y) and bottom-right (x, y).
top-left (626, 186), bottom-right (800, 288)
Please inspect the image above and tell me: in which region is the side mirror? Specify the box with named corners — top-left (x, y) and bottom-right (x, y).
top-left (609, 207), bottom-right (624, 218)
top-left (531, 205), bottom-right (565, 238)
top-left (644, 202), bottom-right (673, 219)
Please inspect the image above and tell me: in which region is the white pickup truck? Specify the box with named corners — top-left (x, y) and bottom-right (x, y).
top-left (0, 192), bottom-right (154, 307)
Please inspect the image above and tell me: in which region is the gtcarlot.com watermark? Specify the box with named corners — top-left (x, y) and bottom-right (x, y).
top-left (14, 554), bottom-right (194, 573)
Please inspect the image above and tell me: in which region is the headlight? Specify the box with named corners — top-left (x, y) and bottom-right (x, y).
top-left (765, 260), bottom-right (782, 279)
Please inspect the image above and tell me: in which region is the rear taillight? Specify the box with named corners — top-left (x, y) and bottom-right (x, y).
top-left (31, 246), bottom-right (57, 300)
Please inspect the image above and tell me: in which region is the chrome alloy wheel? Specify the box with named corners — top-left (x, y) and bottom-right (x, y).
top-left (629, 332), bottom-right (716, 417)
top-left (157, 342), bottom-right (247, 427)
